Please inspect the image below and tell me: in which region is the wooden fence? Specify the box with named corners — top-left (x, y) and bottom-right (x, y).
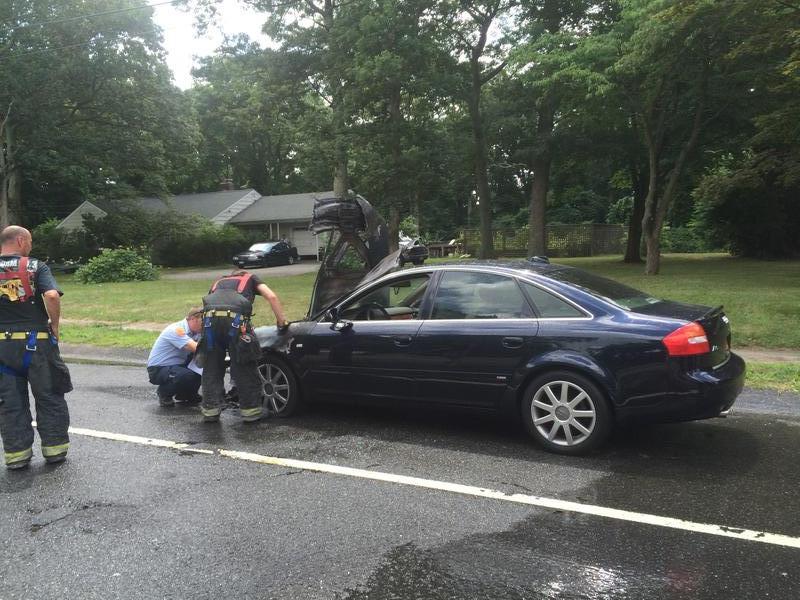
top-left (460, 224), bottom-right (626, 258)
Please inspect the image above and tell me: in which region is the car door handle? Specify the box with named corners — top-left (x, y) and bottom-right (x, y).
top-left (393, 336), bottom-right (413, 347)
top-left (502, 336), bottom-right (524, 349)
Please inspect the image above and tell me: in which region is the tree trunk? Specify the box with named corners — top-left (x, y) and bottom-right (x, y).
top-left (332, 137), bottom-right (349, 199)
top-left (388, 206), bottom-right (400, 253)
top-left (0, 111), bottom-right (20, 227)
top-left (413, 189), bottom-right (422, 237)
top-left (624, 161), bottom-right (647, 263)
top-left (641, 175), bottom-right (661, 274)
top-left (643, 91), bottom-right (706, 275)
top-left (386, 84), bottom-right (403, 254)
top-left (468, 58), bottom-right (493, 259)
top-left (624, 193), bottom-right (645, 263)
top-left (527, 101), bottom-right (555, 257)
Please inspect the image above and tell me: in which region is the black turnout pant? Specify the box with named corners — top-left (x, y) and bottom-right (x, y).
top-left (199, 316), bottom-right (263, 419)
top-left (0, 338), bottom-right (72, 465)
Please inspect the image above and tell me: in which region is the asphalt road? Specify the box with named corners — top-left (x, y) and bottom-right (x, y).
top-left (1, 364), bottom-right (799, 600)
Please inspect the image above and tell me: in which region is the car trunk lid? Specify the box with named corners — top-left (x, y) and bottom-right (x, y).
top-left (633, 301), bottom-right (732, 367)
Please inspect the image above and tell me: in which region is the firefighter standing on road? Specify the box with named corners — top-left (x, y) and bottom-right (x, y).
top-left (197, 270), bottom-right (288, 423)
top-left (0, 226), bottom-right (72, 470)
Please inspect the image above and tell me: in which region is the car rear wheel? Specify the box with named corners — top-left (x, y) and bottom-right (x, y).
top-left (521, 371), bottom-right (611, 455)
top-left (258, 355), bottom-right (301, 417)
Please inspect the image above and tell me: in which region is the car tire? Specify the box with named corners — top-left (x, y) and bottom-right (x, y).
top-left (521, 370), bottom-right (611, 455)
top-left (258, 355), bottom-right (302, 417)
top-left (287, 255), bottom-right (295, 265)
top-left (412, 259), bottom-right (423, 266)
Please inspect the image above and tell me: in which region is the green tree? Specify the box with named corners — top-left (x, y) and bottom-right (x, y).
top-left (189, 39), bottom-right (327, 194)
top-left (0, 0), bottom-right (198, 226)
top-left (611, 0), bottom-right (758, 274)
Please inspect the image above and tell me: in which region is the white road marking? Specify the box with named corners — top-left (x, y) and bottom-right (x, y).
top-left (69, 426), bottom-right (214, 454)
top-left (67, 425), bottom-right (800, 549)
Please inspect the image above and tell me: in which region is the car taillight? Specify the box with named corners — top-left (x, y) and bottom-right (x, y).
top-left (662, 322), bottom-right (710, 356)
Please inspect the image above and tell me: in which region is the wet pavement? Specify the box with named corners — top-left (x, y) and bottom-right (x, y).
top-left (1, 364), bottom-right (799, 599)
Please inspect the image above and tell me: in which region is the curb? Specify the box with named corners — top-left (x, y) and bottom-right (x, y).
top-left (62, 355), bottom-right (146, 368)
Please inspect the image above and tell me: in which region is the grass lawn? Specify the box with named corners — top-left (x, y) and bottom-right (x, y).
top-left (745, 363), bottom-right (800, 393)
top-left (56, 253), bottom-right (799, 392)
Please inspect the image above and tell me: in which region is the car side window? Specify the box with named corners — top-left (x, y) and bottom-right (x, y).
top-left (521, 282), bottom-right (585, 318)
top-left (431, 271), bottom-right (533, 319)
top-left (339, 274), bottom-right (430, 321)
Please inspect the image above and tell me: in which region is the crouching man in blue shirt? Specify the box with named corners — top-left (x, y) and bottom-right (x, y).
top-left (147, 308), bottom-right (204, 407)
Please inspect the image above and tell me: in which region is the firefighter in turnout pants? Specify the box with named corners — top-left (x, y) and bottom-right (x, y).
top-left (198, 271), bottom-right (288, 423)
top-left (0, 226), bottom-right (72, 470)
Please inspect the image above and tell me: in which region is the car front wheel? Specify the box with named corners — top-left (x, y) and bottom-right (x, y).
top-left (287, 255), bottom-right (295, 265)
top-left (521, 371), bottom-right (611, 455)
top-left (258, 355), bottom-right (301, 417)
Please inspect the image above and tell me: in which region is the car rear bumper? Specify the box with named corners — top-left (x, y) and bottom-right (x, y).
top-left (615, 352), bottom-right (746, 425)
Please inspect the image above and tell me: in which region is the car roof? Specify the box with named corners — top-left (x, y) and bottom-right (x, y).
top-left (399, 259), bottom-right (571, 278)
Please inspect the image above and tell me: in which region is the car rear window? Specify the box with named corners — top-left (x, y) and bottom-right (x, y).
top-left (520, 282), bottom-right (585, 318)
top-left (546, 267), bottom-right (661, 310)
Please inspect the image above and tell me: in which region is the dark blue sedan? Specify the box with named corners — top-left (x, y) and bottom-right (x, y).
top-left (254, 258), bottom-right (744, 455)
top-left (252, 195), bottom-right (745, 455)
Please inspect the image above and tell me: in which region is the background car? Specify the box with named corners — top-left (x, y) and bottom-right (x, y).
top-left (254, 258), bottom-right (745, 455)
top-left (232, 241), bottom-right (298, 268)
top-left (399, 233), bottom-right (429, 266)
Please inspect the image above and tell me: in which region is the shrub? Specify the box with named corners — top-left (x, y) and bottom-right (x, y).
top-left (660, 226), bottom-right (705, 253)
top-left (75, 248), bottom-right (159, 284)
top-left (150, 220), bottom-right (251, 266)
top-left (693, 151), bottom-right (800, 258)
top-left (32, 219), bottom-right (95, 262)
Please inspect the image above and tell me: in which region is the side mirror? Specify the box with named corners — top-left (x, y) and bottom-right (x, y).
top-left (331, 319), bottom-right (353, 332)
top-left (324, 307), bottom-right (339, 322)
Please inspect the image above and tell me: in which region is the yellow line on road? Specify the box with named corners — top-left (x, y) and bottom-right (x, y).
top-left (68, 425), bottom-right (800, 550)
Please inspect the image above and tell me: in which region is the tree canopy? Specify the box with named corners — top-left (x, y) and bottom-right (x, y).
top-left (4, 0), bottom-right (799, 265)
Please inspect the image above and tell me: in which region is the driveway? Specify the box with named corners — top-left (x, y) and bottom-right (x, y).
top-left (162, 261), bottom-right (320, 280)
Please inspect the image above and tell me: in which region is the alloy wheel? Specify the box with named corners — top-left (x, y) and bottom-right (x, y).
top-left (530, 380), bottom-right (597, 447)
top-left (258, 362), bottom-right (291, 414)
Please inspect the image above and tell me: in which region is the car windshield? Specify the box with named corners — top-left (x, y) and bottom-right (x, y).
top-left (546, 267), bottom-right (661, 310)
top-left (249, 243), bottom-right (276, 252)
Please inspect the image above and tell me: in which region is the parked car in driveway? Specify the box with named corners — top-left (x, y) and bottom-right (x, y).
top-left (252, 195), bottom-right (746, 455)
top-left (399, 233), bottom-right (429, 266)
top-left (232, 241), bottom-right (298, 268)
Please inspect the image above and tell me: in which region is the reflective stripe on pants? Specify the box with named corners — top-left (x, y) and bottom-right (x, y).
top-left (41, 442), bottom-right (70, 458)
top-left (4, 446), bottom-right (32, 466)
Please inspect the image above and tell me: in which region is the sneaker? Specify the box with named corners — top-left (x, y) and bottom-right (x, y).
top-left (158, 393), bottom-right (174, 407)
top-left (44, 453), bottom-right (67, 465)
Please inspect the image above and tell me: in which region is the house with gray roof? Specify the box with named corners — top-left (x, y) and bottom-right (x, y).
top-left (57, 189), bottom-right (331, 258)
top-left (230, 191), bottom-right (332, 258)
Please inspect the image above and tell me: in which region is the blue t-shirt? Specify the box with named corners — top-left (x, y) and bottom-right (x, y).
top-left (147, 319), bottom-right (199, 367)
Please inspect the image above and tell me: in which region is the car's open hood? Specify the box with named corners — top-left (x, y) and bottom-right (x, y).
top-left (307, 194), bottom-right (400, 318)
